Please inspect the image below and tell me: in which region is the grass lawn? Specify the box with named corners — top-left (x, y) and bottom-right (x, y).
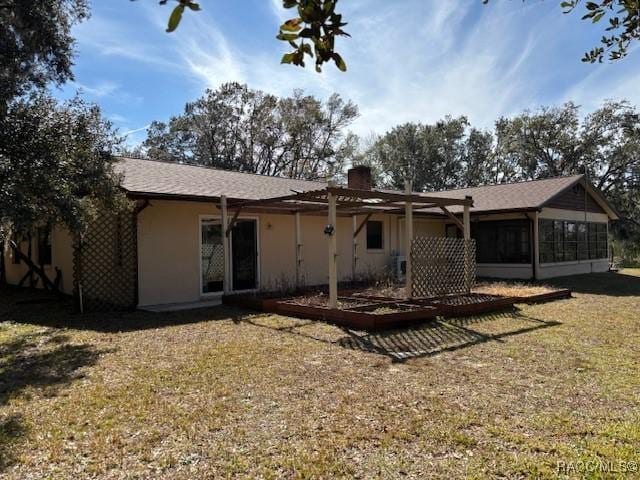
top-left (1, 271), bottom-right (639, 479)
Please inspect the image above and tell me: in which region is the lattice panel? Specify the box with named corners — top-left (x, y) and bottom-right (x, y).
top-left (202, 244), bottom-right (224, 282)
top-left (73, 208), bottom-right (137, 311)
top-left (411, 237), bottom-right (476, 298)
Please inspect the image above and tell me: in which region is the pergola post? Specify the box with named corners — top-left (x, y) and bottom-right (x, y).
top-left (328, 188), bottom-right (338, 309)
top-left (463, 196), bottom-right (472, 293)
top-left (221, 195), bottom-right (231, 295)
top-left (404, 180), bottom-right (413, 299)
top-left (532, 211), bottom-right (540, 280)
top-left (352, 215), bottom-right (357, 282)
top-left (295, 211), bottom-right (302, 289)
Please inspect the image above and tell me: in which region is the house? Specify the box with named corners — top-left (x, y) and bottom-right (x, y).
top-left (2, 157), bottom-right (619, 310)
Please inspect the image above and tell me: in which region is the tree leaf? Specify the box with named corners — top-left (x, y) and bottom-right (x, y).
top-left (166, 4), bottom-right (185, 32)
top-left (281, 53), bottom-right (296, 64)
top-left (332, 52), bottom-right (347, 72)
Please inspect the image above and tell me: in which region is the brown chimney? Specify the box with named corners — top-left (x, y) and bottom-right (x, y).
top-left (347, 165), bottom-right (372, 190)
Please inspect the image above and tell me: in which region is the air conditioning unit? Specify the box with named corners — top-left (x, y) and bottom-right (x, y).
top-left (396, 256), bottom-right (406, 281)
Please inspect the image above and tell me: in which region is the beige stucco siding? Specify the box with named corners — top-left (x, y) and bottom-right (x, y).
top-left (137, 200), bottom-right (212, 306)
top-left (51, 227), bottom-right (74, 294)
top-left (136, 200), bottom-right (401, 306)
top-left (397, 218), bottom-right (446, 255)
top-left (3, 226), bottom-right (74, 295)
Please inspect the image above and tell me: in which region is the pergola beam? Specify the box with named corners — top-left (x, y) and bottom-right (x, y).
top-left (353, 213), bottom-right (373, 238)
top-left (327, 186), bottom-right (473, 206)
top-left (225, 206), bottom-right (243, 237)
top-left (228, 186), bottom-right (471, 212)
top-left (439, 206), bottom-right (465, 233)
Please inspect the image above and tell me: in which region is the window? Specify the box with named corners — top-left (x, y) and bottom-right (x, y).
top-left (445, 224), bottom-right (461, 238)
top-left (471, 220), bottom-right (531, 264)
top-left (577, 223), bottom-right (588, 260)
top-left (564, 222), bottom-right (577, 261)
top-left (366, 221), bottom-right (383, 250)
top-left (539, 220), bottom-right (608, 263)
top-left (37, 227), bottom-right (52, 266)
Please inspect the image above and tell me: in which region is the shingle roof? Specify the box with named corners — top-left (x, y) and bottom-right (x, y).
top-left (116, 157), bottom-right (593, 215)
top-left (417, 175), bottom-right (584, 214)
top-left (115, 157), bottom-right (326, 201)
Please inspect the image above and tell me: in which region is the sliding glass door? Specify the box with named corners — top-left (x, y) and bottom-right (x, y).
top-left (201, 218), bottom-right (258, 294)
top-left (231, 219), bottom-right (258, 291)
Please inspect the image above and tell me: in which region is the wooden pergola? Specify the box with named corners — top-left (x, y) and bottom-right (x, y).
top-left (219, 181), bottom-right (474, 308)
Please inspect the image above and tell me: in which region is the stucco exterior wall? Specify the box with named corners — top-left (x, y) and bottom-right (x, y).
top-left (3, 226), bottom-right (74, 295)
top-left (397, 218), bottom-right (446, 255)
top-left (537, 259), bottom-right (609, 280)
top-left (136, 200), bottom-right (403, 306)
top-left (477, 264), bottom-right (533, 280)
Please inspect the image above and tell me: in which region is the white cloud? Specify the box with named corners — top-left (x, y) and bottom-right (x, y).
top-left (74, 80), bottom-right (119, 97)
top-left (122, 124), bottom-right (150, 136)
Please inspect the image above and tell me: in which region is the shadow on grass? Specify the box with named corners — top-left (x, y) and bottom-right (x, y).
top-left (542, 271), bottom-right (640, 297)
top-left (241, 307), bottom-right (562, 363)
top-left (0, 328), bottom-right (109, 472)
top-left (0, 285), bottom-right (254, 333)
top-left (336, 309), bottom-right (561, 362)
top-left (0, 414), bottom-right (27, 472)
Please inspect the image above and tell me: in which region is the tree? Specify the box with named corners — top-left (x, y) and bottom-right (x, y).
top-left (0, 0), bottom-right (89, 110)
top-left (493, 103), bottom-right (583, 181)
top-left (143, 82), bottom-right (358, 180)
top-left (367, 117), bottom-right (494, 192)
top-left (0, 93), bottom-right (123, 287)
top-left (561, 0), bottom-right (640, 62)
top-left (493, 100), bottom-right (640, 241)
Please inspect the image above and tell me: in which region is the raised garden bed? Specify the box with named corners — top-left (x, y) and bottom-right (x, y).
top-left (276, 299), bottom-right (438, 331)
top-left (423, 293), bottom-right (517, 318)
top-left (515, 288), bottom-right (572, 304)
top-left (223, 282), bottom-right (572, 331)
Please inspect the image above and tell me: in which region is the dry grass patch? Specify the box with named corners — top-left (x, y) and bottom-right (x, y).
top-left (0, 269), bottom-right (639, 479)
top-left (473, 281), bottom-right (557, 298)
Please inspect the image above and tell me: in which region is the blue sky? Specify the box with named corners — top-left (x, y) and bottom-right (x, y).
top-left (58, 0), bottom-right (640, 146)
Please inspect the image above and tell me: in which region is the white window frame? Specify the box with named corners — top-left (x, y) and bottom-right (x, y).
top-left (199, 215), bottom-right (261, 297)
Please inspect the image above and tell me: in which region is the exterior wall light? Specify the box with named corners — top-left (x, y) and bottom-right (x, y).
top-left (324, 224), bottom-right (335, 236)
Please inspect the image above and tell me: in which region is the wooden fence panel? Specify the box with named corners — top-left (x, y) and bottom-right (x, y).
top-left (411, 237), bottom-right (476, 297)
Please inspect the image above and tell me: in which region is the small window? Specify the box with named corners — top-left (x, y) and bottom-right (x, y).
top-left (366, 221), bottom-right (384, 250)
top-left (37, 227), bottom-right (52, 266)
top-left (446, 224), bottom-right (461, 238)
